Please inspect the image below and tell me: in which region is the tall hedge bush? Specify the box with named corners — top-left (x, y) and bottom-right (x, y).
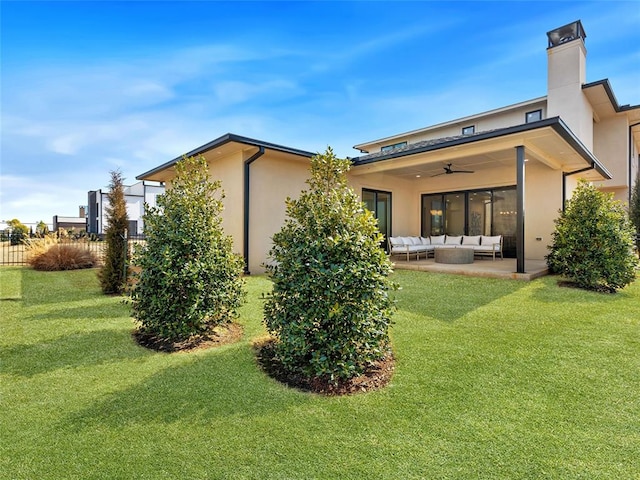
top-left (264, 147), bottom-right (397, 382)
top-left (99, 170), bottom-right (129, 294)
top-left (546, 179), bottom-right (638, 292)
top-left (131, 155), bottom-right (245, 343)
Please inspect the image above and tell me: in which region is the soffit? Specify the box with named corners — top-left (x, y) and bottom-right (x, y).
top-left (583, 82), bottom-right (640, 123)
top-left (583, 84), bottom-right (617, 119)
top-left (350, 126), bottom-right (605, 181)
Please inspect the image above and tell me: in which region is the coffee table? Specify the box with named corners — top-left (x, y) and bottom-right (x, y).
top-left (434, 247), bottom-right (474, 264)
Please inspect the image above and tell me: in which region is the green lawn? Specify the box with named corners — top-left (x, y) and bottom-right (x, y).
top-left (1, 267), bottom-right (639, 479)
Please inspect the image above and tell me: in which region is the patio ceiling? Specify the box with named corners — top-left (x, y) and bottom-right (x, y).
top-left (350, 119), bottom-right (610, 181)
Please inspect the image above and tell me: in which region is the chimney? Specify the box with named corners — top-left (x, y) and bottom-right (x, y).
top-left (546, 20), bottom-right (594, 149)
top-left (79, 206), bottom-right (86, 218)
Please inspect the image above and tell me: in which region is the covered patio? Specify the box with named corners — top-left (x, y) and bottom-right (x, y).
top-left (391, 257), bottom-right (549, 281)
top-left (350, 117), bottom-right (611, 275)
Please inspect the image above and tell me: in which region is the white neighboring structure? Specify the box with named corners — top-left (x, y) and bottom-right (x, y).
top-left (87, 181), bottom-right (165, 235)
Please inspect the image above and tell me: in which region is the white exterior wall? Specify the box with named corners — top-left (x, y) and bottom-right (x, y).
top-left (250, 153), bottom-right (311, 274)
top-left (546, 39), bottom-right (594, 149)
top-left (94, 182), bottom-right (165, 234)
top-left (593, 115), bottom-right (629, 191)
top-left (348, 172), bottom-right (416, 236)
top-left (358, 99), bottom-right (547, 154)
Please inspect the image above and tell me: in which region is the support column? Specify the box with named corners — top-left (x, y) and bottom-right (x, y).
top-left (516, 146), bottom-right (526, 274)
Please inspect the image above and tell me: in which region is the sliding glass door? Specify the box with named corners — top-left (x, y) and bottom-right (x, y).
top-left (421, 187), bottom-right (517, 256)
top-left (421, 194), bottom-right (444, 236)
top-left (468, 190), bottom-right (492, 236)
top-left (363, 189), bottom-right (392, 250)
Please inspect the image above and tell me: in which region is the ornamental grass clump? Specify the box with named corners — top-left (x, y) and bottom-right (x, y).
top-left (131, 155), bottom-right (245, 345)
top-left (29, 245), bottom-right (98, 271)
top-left (264, 147), bottom-right (397, 385)
top-left (546, 179), bottom-right (638, 292)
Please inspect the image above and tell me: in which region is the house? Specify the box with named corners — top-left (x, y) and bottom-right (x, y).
top-left (138, 21), bottom-right (640, 275)
top-left (53, 206), bottom-right (87, 233)
top-left (137, 135), bottom-right (315, 273)
top-left (87, 181), bottom-right (165, 236)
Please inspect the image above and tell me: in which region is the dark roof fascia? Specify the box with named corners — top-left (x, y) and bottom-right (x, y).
top-left (351, 117), bottom-right (612, 179)
top-left (550, 117), bottom-right (612, 179)
top-left (136, 133), bottom-right (315, 180)
top-left (582, 79), bottom-right (640, 113)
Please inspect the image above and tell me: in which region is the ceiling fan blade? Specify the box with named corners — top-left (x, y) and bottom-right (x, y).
top-left (431, 172), bottom-right (447, 177)
top-left (452, 170), bottom-right (475, 174)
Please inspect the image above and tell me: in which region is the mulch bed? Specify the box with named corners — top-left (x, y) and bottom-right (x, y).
top-left (133, 322), bottom-right (244, 352)
top-left (253, 337), bottom-right (395, 396)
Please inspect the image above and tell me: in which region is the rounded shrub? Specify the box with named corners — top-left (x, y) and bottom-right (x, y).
top-left (264, 147), bottom-right (397, 383)
top-left (546, 179), bottom-right (638, 292)
top-left (130, 155), bottom-right (245, 343)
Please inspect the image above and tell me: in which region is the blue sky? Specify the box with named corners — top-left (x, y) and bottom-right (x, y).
top-left (1, 1), bottom-right (639, 226)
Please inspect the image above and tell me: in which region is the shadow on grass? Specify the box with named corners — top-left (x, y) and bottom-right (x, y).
top-left (26, 302), bottom-right (130, 321)
top-left (1, 329), bottom-right (147, 377)
top-left (393, 270), bottom-right (527, 322)
top-left (21, 268), bottom-right (104, 307)
top-left (0, 267), bottom-right (23, 301)
top-left (530, 275), bottom-right (639, 304)
top-left (63, 344), bottom-right (307, 429)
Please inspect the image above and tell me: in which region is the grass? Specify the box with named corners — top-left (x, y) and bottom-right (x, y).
top-left (1, 267), bottom-right (639, 479)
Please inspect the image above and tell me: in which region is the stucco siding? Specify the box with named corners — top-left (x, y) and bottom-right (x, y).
top-left (525, 163), bottom-right (562, 260)
top-left (249, 153), bottom-right (311, 273)
top-left (203, 150), bottom-right (245, 254)
top-left (348, 173), bottom-right (415, 237)
top-left (593, 116), bottom-right (629, 189)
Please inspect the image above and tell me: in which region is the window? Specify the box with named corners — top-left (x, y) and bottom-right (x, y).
top-left (526, 109), bottom-right (542, 123)
top-left (363, 189), bottom-right (392, 250)
top-left (462, 125), bottom-right (475, 135)
top-left (421, 187), bottom-right (517, 257)
top-left (381, 141), bottom-right (407, 153)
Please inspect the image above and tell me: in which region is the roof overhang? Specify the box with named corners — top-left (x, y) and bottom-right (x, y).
top-left (137, 133), bottom-right (315, 183)
top-left (350, 117), bottom-right (611, 181)
top-left (583, 79), bottom-right (640, 123)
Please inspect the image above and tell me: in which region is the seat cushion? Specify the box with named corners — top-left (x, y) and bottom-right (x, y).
top-left (430, 235), bottom-right (445, 245)
top-left (480, 235), bottom-right (501, 246)
top-left (462, 235), bottom-right (481, 246)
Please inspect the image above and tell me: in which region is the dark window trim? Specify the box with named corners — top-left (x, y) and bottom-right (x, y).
top-left (420, 185), bottom-right (516, 237)
top-left (526, 109), bottom-right (542, 123)
top-left (363, 188), bottom-right (393, 247)
top-left (462, 125), bottom-right (475, 135)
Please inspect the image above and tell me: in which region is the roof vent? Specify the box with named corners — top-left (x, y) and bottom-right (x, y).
top-left (547, 20), bottom-right (586, 48)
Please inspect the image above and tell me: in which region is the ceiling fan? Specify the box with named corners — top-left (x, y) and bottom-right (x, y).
top-left (431, 163), bottom-right (475, 177)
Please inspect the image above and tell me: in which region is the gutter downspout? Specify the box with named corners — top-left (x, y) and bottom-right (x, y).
top-left (630, 121), bottom-right (640, 205)
top-left (562, 165), bottom-right (596, 211)
top-left (243, 146), bottom-right (265, 274)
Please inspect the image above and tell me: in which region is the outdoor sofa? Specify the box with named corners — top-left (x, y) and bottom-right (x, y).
top-left (388, 234), bottom-right (503, 261)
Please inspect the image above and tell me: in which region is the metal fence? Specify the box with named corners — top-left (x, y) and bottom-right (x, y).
top-left (0, 234), bottom-right (146, 266)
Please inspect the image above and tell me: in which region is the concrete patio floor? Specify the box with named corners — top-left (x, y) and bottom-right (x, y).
top-left (391, 256), bottom-right (549, 281)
